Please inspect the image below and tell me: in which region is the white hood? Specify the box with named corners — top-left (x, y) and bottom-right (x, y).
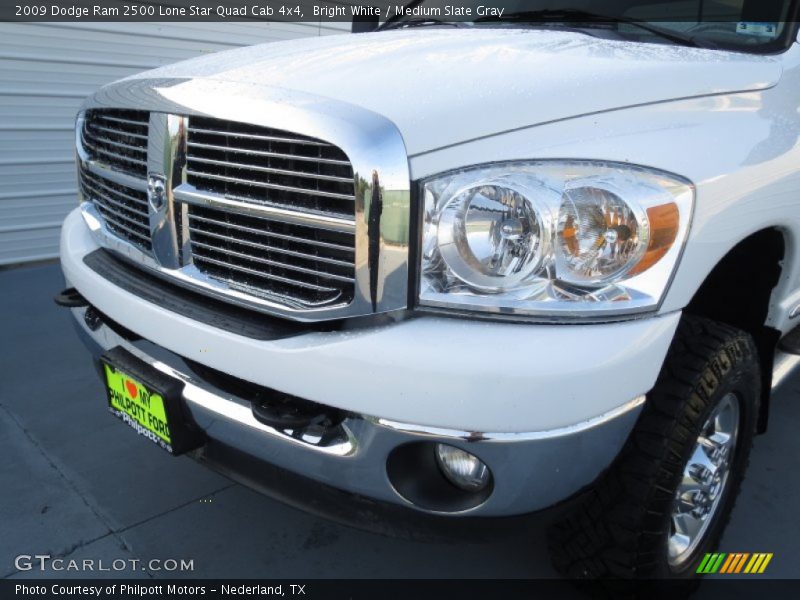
top-left (131, 28), bottom-right (783, 156)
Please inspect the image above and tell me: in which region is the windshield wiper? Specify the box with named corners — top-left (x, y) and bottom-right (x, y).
top-left (473, 8), bottom-right (716, 49)
top-left (381, 17), bottom-right (462, 30)
top-left (380, 0), bottom-right (421, 29)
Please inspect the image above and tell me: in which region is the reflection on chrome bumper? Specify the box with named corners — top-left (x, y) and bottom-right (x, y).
top-left (70, 304), bottom-right (643, 517)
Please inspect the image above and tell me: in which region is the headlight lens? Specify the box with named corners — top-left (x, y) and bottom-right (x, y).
top-left (437, 179), bottom-right (546, 290)
top-left (420, 161), bottom-right (693, 318)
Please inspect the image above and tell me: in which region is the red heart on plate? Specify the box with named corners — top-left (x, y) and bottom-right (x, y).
top-left (125, 380), bottom-right (138, 400)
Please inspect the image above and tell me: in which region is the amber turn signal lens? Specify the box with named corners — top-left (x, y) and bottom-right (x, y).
top-left (629, 203), bottom-right (680, 276)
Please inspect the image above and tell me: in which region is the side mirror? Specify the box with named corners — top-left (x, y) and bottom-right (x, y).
top-left (352, 12), bottom-right (380, 33)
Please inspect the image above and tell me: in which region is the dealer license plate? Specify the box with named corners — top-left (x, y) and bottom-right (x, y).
top-left (100, 348), bottom-right (203, 455)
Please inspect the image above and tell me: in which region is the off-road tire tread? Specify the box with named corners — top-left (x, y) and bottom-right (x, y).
top-left (548, 314), bottom-right (759, 584)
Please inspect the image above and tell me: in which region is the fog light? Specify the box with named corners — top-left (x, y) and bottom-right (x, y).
top-left (435, 444), bottom-right (491, 491)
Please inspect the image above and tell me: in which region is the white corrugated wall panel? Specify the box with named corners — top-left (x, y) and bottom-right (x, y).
top-left (0, 18), bottom-right (353, 265)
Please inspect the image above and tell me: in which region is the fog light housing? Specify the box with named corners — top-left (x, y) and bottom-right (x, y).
top-left (435, 444), bottom-right (491, 491)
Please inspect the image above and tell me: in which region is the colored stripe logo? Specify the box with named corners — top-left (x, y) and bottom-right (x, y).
top-left (697, 553), bottom-right (773, 574)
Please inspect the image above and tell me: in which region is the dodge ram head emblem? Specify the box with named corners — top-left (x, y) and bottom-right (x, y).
top-left (147, 174), bottom-right (167, 212)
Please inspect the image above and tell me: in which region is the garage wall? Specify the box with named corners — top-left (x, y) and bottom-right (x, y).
top-left (0, 19), bottom-right (350, 265)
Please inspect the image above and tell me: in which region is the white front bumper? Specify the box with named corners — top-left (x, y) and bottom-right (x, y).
top-left (61, 207), bottom-right (679, 434)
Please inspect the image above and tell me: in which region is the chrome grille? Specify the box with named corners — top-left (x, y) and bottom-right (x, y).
top-left (79, 165), bottom-right (152, 253)
top-left (186, 117), bottom-right (356, 219)
top-left (182, 117), bottom-right (357, 307)
top-left (73, 101), bottom-right (401, 321)
top-left (82, 109), bottom-right (149, 177)
top-left (187, 205), bottom-right (356, 307)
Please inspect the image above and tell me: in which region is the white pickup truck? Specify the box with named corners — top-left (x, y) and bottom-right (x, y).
top-left (58, 0), bottom-right (799, 584)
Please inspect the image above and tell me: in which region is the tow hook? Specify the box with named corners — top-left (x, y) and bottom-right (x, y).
top-left (53, 287), bottom-right (88, 308)
top-left (54, 288), bottom-right (103, 331)
top-left (252, 393), bottom-right (344, 433)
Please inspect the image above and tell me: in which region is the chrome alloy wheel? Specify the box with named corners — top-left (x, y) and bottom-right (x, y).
top-left (668, 392), bottom-right (740, 568)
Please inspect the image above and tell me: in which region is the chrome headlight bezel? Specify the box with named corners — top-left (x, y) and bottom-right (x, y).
top-left (415, 160), bottom-right (695, 321)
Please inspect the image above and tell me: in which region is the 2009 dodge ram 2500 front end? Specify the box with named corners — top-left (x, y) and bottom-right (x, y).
top-left (59, 0), bottom-right (800, 582)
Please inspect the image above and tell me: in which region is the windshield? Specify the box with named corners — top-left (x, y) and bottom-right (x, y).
top-left (382, 0), bottom-right (798, 53)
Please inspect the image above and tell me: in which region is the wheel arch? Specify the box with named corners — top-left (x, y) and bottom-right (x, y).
top-left (683, 226), bottom-right (786, 433)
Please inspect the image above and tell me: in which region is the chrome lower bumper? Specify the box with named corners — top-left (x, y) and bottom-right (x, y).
top-left (70, 304), bottom-right (643, 517)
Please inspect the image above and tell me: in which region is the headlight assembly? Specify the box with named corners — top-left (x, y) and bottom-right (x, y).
top-left (419, 161), bottom-right (693, 319)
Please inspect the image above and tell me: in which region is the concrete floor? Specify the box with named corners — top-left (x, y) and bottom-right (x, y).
top-left (1, 261), bottom-right (798, 587)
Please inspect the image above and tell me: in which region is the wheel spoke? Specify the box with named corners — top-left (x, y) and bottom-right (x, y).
top-left (678, 472), bottom-right (705, 496)
top-left (688, 444), bottom-right (718, 479)
top-left (668, 532), bottom-right (691, 559)
top-left (708, 430), bottom-right (733, 449)
top-left (711, 396), bottom-right (738, 439)
top-left (673, 512), bottom-right (704, 539)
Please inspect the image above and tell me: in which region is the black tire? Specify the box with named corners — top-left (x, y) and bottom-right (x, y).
top-left (548, 315), bottom-right (761, 590)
